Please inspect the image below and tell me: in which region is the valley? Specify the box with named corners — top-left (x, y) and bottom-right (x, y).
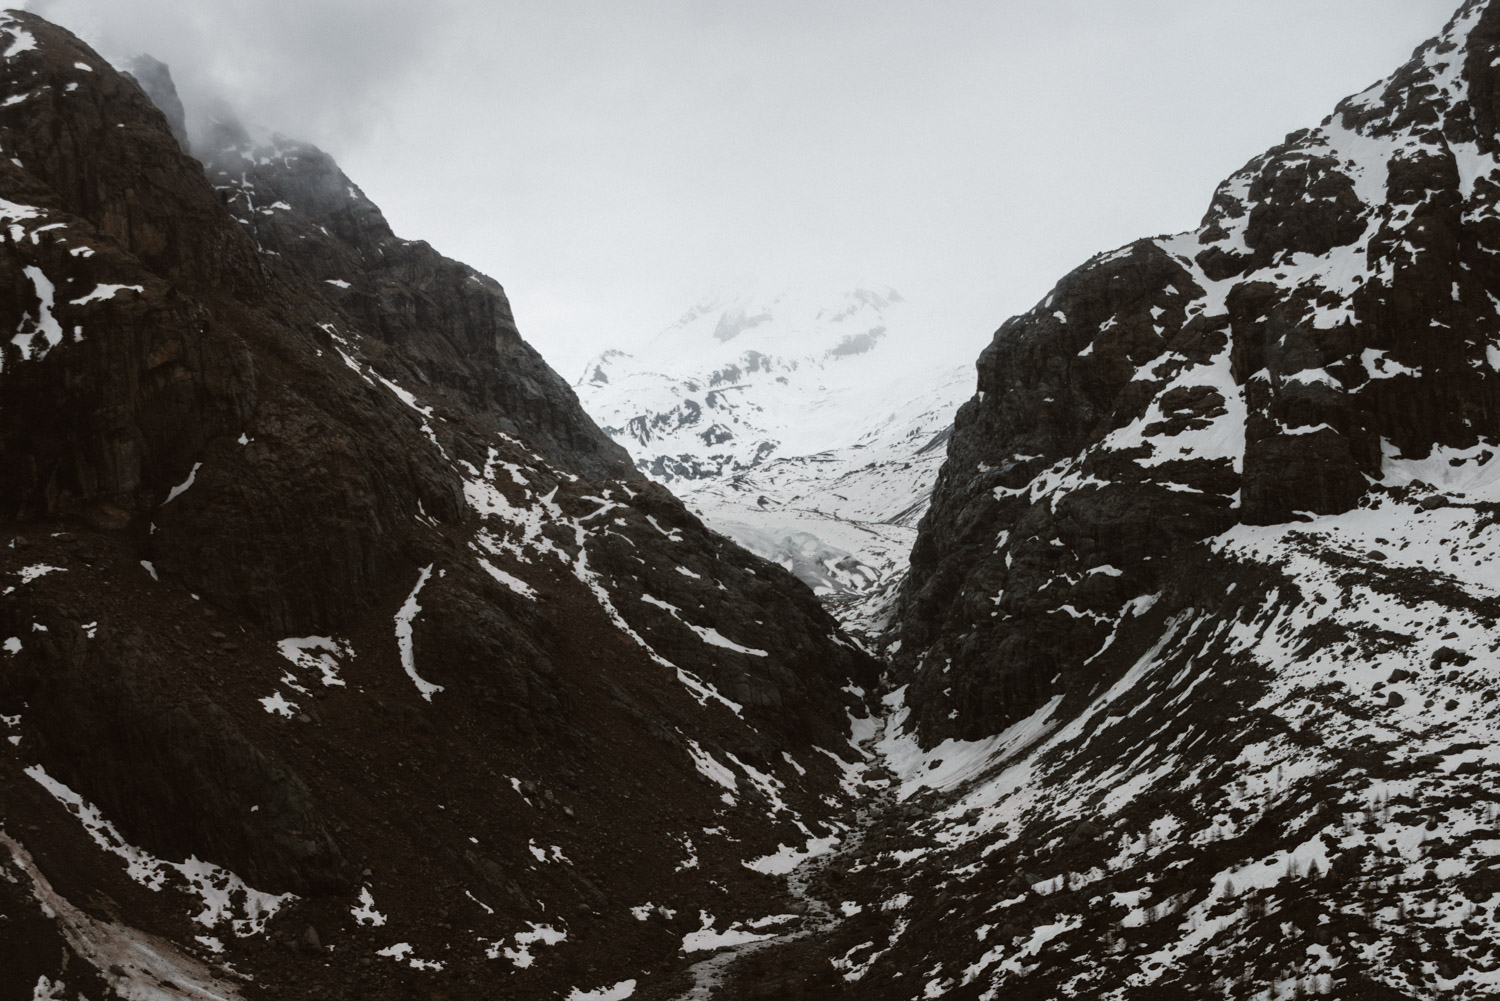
top-left (5, 1), bottom-right (1500, 999)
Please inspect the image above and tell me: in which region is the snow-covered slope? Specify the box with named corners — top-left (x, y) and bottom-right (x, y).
top-left (813, 485), bottom-right (1500, 1000)
top-left (577, 287), bottom-right (972, 638)
top-left (772, 1), bottom-right (1500, 997)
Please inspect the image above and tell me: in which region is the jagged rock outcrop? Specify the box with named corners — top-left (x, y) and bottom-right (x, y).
top-left (125, 54), bottom-right (186, 149)
top-left (897, 0), bottom-right (1500, 744)
top-left (751, 3), bottom-right (1500, 999)
top-left (198, 110), bottom-right (638, 484)
top-left (0, 14), bottom-right (877, 1000)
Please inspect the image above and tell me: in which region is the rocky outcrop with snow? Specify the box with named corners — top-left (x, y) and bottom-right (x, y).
top-left (10, 0), bottom-right (1500, 996)
top-left (0, 15), bottom-right (877, 1000)
top-left (898, 0), bottom-right (1500, 743)
top-left (779, 1), bottom-right (1500, 997)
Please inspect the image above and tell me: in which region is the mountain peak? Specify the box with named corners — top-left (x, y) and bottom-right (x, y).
top-left (0, 13), bottom-right (876, 1000)
top-left (123, 54), bottom-right (187, 150)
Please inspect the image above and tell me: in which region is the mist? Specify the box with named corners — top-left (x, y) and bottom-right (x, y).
top-left (22, 0), bottom-right (1462, 377)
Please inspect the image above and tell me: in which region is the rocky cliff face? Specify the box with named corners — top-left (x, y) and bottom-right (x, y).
top-left (0, 14), bottom-right (878, 1000)
top-left (770, 1), bottom-right (1500, 998)
top-left (897, 0), bottom-right (1500, 744)
top-left (12, 2), bottom-right (1500, 997)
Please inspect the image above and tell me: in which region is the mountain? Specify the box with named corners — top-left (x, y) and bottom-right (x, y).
top-left (0, 14), bottom-right (879, 1000)
top-left (752, 1), bottom-right (1500, 997)
top-left (8, 0), bottom-right (1500, 998)
top-left (576, 287), bottom-right (972, 640)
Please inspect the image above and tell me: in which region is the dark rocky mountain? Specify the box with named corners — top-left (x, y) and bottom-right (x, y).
top-left (0, 12), bottom-right (878, 1000)
top-left (9, 0), bottom-right (1500, 998)
top-left (777, 0), bottom-right (1500, 998)
top-left (896, 0), bottom-right (1500, 747)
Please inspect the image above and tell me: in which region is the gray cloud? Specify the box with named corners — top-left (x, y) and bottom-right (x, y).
top-left (24, 0), bottom-right (456, 148)
top-left (20, 0), bottom-right (1464, 375)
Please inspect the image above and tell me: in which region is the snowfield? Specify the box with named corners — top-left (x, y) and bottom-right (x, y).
top-left (577, 285), bottom-right (976, 640)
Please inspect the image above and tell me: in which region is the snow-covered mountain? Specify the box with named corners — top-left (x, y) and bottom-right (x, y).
top-left (780, 1), bottom-right (1500, 997)
top-left (577, 287), bottom-right (973, 638)
top-left (10, 0), bottom-right (1500, 998)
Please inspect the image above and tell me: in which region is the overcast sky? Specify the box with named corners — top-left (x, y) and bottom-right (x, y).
top-left (28, 0), bottom-right (1463, 378)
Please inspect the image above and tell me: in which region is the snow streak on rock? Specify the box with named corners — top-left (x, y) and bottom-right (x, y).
top-left (394, 564), bottom-right (442, 701)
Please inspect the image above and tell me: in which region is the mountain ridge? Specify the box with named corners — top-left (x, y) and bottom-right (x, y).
top-left (761, 1), bottom-right (1500, 997)
top-left (0, 14), bottom-right (880, 1000)
top-left (896, 0), bottom-right (1500, 744)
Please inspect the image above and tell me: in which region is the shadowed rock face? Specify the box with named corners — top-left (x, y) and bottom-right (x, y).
top-left (896, 0), bottom-right (1500, 747)
top-left (125, 54), bottom-right (187, 150)
top-left (700, 6), bottom-right (1500, 1001)
top-left (0, 13), bottom-right (877, 999)
top-left (194, 111), bottom-right (640, 485)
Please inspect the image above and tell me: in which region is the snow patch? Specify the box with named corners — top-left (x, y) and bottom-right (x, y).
top-left (566, 980), bottom-right (637, 1001)
top-left (742, 835), bottom-right (840, 874)
top-left (70, 283), bottom-right (143, 306)
top-left (24, 765), bottom-right (292, 935)
top-left (276, 635), bottom-right (352, 687)
top-left (681, 911), bottom-right (775, 953)
top-left (351, 887), bottom-right (387, 927)
top-left (163, 462), bottom-right (202, 505)
top-left (394, 565), bottom-right (443, 700)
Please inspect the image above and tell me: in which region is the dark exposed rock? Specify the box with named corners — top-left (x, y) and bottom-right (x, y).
top-left (195, 109), bottom-right (637, 486)
top-left (124, 55), bottom-right (188, 152)
top-left (895, 0), bottom-right (1500, 746)
top-left (6, 615), bottom-right (347, 893)
top-left (0, 12), bottom-right (875, 1000)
